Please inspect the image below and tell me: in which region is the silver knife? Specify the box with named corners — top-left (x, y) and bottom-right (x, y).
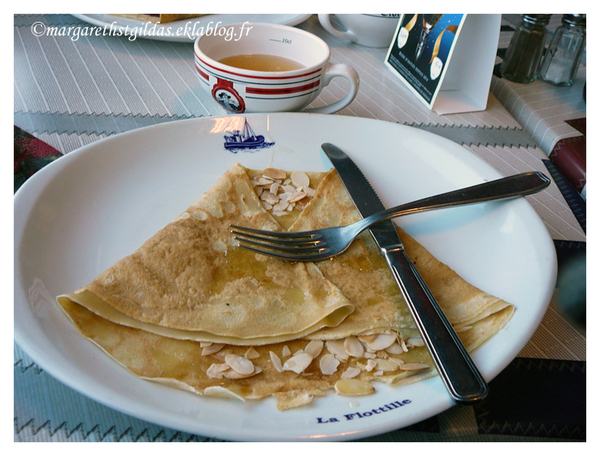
top-left (322, 142), bottom-right (489, 404)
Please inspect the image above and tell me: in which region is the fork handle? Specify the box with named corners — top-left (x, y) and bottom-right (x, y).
top-left (382, 246), bottom-right (489, 404)
top-left (362, 171), bottom-right (551, 229)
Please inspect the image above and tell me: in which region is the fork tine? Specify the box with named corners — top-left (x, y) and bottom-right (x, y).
top-left (229, 224), bottom-right (316, 240)
top-left (235, 242), bottom-right (326, 261)
top-left (236, 237), bottom-right (323, 253)
top-left (232, 230), bottom-right (321, 246)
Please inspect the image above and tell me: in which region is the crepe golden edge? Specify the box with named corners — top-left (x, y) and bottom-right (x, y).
top-left (56, 164), bottom-right (515, 411)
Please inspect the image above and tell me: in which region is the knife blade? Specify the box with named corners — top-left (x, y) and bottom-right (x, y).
top-left (321, 142), bottom-right (489, 404)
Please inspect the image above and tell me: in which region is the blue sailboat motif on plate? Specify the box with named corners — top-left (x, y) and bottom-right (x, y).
top-left (223, 118), bottom-right (275, 153)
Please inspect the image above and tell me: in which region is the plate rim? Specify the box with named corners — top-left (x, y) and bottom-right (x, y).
top-left (14, 113), bottom-right (557, 441)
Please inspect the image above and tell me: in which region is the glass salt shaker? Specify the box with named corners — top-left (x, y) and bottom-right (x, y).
top-left (539, 14), bottom-right (586, 87)
top-left (501, 14), bottom-right (552, 83)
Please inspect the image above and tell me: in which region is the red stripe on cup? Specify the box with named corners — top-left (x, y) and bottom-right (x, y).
top-left (195, 63), bottom-right (210, 81)
top-left (246, 81), bottom-right (321, 95)
top-left (195, 54), bottom-right (321, 80)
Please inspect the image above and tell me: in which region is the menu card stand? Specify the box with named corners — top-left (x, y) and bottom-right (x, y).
top-left (385, 14), bottom-right (501, 114)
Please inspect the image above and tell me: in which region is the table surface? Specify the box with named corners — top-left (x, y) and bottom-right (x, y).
top-left (14, 14), bottom-right (586, 442)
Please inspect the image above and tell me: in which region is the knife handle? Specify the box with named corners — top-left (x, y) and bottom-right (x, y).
top-left (382, 245), bottom-right (489, 404)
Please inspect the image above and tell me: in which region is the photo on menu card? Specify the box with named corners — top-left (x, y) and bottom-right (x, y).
top-left (386, 14), bottom-right (465, 108)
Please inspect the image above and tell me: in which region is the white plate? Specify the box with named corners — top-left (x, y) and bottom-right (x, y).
top-left (72, 14), bottom-right (312, 42)
top-left (14, 113), bottom-right (556, 441)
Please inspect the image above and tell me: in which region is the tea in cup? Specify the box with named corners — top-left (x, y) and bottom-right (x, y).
top-left (194, 22), bottom-right (360, 114)
top-left (318, 14), bottom-right (400, 48)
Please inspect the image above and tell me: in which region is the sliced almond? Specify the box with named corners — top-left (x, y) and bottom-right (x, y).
top-left (334, 379), bottom-right (375, 396)
top-left (269, 182), bottom-right (280, 194)
top-left (400, 363), bottom-right (431, 371)
top-left (225, 354), bottom-right (255, 375)
top-left (257, 177), bottom-right (274, 186)
top-left (358, 334), bottom-right (378, 344)
top-left (263, 167), bottom-right (287, 180)
top-left (406, 337), bottom-right (425, 347)
top-left (385, 342), bottom-right (404, 355)
top-left (364, 333), bottom-right (397, 351)
top-left (374, 358), bottom-right (399, 372)
top-left (282, 345), bottom-right (291, 357)
top-left (291, 170), bottom-right (310, 188)
top-left (282, 184), bottom-right (296, 194)
top-left (283, 352), bottom-right (313, 374)
top-left (344, 336), bottom-right (365, 358)
top-left (325, 341), bottom-right (346, 358)
top-left (282, 352), bottom-right (314, 374)
top-left (212, 347), bottom-right (232, 360)
top-left (261, 191), bottom-right (279, 205)
top-left (389, 358), bottom-right (405, 367)
top-left (202, 343), bottom-right (225, 356)
top-left (304, 340), bottom-right (324, 358)
top-left (270, 351), bottom-right (283, 372)
top-left (287, 191), bottom-right (307, 203)
top-left (319, 353), bottom-right (340, 376)
top-left (245, 347), bottom-right (260, 359)
top-left (365, 359), bottom-right (377, 372)
top-left (206, 363), bottom-right (230, 379)
top-left (326, 339), bottom-right (349, 360)
top-left (279, 191), bottom-right (292, 201)
top-left (273, 199), bottom-right (289, 212)
top-left (341, 367), bottom-right (361, 379)
top-left (223, 366), bottom-right (262, 379)
top-left (400, 339), bottom-right (409, 353)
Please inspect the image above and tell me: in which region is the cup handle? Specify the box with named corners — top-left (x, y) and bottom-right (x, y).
top-left (303, 63), bottom-right (360, 114)
top-left (318, 14), bottom-right (358, 43)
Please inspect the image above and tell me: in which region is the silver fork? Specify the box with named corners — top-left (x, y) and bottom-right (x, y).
top-left (231, 171), bottom-right (551, 261)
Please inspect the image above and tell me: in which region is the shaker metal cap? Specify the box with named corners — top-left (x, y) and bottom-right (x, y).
top-left (563, 14), bottom-right (586, 27)
top-left (522, 14), bottom-right (552, 26)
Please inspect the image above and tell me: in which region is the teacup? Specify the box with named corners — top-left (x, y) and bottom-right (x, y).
top-left (194, 22), bottom-right (360, 114)
top-left (318, 14), bottom-right (400, 48)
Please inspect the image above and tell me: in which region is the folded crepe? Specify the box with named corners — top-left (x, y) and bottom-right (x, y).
top-left (58, 163), bottom-right (354, 346)
top-left (58, 163), bottom-right (514, 410)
